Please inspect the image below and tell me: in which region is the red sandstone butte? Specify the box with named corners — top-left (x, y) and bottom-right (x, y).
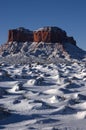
top-left (7, 26), bottom-right (76, 45)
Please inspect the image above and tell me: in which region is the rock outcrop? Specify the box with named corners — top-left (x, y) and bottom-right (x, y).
top-left (34, 27), bottom-right (66, 43)
top-left (8, 27), bottom-right (33, 42)
top-left (7, 26), bottom-right (76, 45)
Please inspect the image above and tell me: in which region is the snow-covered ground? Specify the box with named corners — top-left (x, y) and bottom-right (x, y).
top-left (0, 61), bottom-right (86, 130)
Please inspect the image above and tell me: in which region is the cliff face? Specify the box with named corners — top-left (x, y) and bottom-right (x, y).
top-left (34, 29), bottom-right (51, 43)
top-left (7, 27), bottom-right (76, 45)
top-left (8, 27), bottom-right (33, 42)
top-left (34, 27), bottom-right (67, 43)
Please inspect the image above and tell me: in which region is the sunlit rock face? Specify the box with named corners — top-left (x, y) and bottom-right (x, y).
top-left (34, 27), bottom-right (67, 43)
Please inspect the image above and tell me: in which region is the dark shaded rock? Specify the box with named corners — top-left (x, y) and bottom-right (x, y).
top-left (67, 36), bottom-right (76, 45)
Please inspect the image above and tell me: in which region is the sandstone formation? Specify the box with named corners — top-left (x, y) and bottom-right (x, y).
top-left (7, 26), bottom-right (76, 45)
top-left (34, 27), bottom-right (67, 43)
top-left (8, 27), bottom-right (33, 42)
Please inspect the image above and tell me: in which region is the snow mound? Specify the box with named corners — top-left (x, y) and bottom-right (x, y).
top-left (0, 61), bottom-right (86, 129)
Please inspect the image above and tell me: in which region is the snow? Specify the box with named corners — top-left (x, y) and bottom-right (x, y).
top-left (0, 61), bottom-right (86, 130)
top-left (0, 41), bottom-right (86, 65)
top-left (0, 40), bottom-right (86, 129)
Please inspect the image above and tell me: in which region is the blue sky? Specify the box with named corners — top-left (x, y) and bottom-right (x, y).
top-left (0, 0), bottom-right (86, 50)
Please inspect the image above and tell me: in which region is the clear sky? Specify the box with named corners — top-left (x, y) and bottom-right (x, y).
top-left (0, 0), bottom-right (86, 50)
